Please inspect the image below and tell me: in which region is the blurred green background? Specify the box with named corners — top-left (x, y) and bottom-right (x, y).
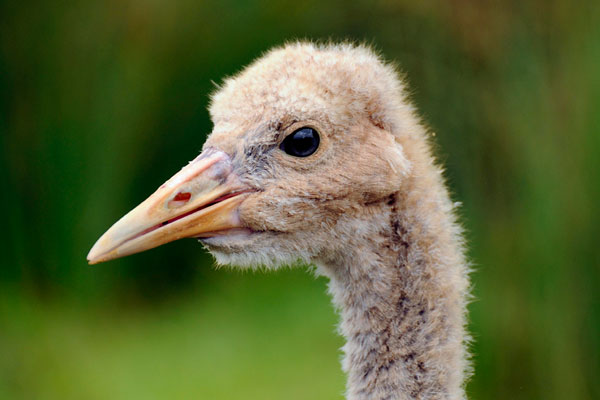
top-left (1, 0), bottom-right (599, 399)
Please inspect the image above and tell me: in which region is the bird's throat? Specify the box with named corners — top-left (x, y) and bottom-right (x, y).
top-left (319, 196), bottom-right (469, 400)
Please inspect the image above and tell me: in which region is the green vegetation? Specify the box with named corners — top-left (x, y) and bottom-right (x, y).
top-left (0, 270), bottom-right (345, 399)
top-left (1, 1), bottom-right (598, 399)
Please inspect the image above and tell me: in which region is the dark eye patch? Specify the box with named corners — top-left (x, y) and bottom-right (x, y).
top-left (279, 127), bottom-right (320, 157)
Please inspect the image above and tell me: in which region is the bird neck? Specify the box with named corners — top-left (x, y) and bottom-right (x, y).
top-left (318, 178), bottom-right (470, 400)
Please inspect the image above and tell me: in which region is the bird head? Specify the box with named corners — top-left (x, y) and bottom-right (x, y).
top-left (88, 43), bottom-right (413, 268)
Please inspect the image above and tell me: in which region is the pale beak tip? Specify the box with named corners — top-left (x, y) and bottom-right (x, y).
top-left (86, 250), bottom-right (101, 265)
top-left (87, 254), bottom-right (101, 265)
top-left (87, 253), bottom-right (112, 265)
top-left (87, 240), bottom-right (111, 265)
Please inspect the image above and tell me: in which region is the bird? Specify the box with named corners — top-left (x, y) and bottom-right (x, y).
top-left (88, 42), bottom-right (471, 400)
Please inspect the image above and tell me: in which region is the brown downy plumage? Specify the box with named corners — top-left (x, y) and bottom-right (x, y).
top-left (88, 42), bottom-right (471, 400)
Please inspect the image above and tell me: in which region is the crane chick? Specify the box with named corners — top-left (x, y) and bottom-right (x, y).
top-left (89, 42), bottom-right (471, 400)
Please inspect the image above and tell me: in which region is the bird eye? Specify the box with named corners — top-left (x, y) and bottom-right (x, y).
top-left (279, 127), bottom-right (320, 157)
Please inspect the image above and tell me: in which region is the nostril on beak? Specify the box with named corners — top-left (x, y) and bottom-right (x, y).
top-left (169, 192), bottom-right (192, 208)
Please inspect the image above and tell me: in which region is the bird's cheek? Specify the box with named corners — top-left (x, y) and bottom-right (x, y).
top-left (238, 194), bottom-right (309, 233)
top-left (237, 195), bottom-right (272, 231)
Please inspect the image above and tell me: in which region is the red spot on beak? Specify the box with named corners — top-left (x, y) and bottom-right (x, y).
top-left (174, 192), bottom-right (191, 202)
top-left (169, 192), bottom-right (192, 208)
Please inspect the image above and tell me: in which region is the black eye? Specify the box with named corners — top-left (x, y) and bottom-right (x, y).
top-left (279, 127), bottom-right (320, 157)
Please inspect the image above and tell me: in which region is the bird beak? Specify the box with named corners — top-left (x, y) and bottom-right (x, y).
top-left (87, 149), bottom-right (252, 264)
